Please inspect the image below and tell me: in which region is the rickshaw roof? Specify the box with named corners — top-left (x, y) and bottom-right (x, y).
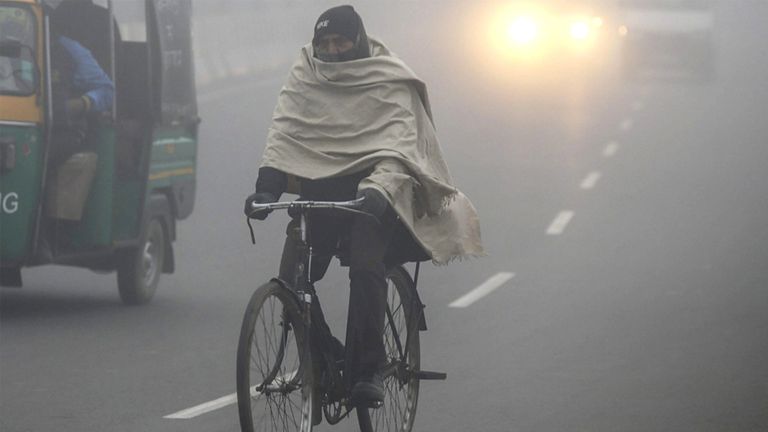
top-left (3, 1), bottom-right (93, 8)
top-left (9, 1), bottom-right (111, 9)
top-left (44, 0), bottom-right (94, 9)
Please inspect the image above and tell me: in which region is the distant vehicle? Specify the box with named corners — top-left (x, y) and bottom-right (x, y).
top-left (618, 0), bottom-right (716, 81)
top-left (471, 0), bottom-right (619, 85)
top-left (500, 3), bottom-right (608, 60)
top-left (0, 0), bottom-right (200, 304)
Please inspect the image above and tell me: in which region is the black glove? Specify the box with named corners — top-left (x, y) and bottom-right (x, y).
top-left (244, 192), bottom-right (277, 220)
top-left (357, 188), bottom-right (389, 220)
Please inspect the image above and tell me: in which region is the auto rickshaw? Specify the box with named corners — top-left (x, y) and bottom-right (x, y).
top-left (0, 0), bottom-right (200, 304)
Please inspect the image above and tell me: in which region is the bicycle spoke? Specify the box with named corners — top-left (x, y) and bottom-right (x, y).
top-left (286, 392), bottom-right (304, 429)
top-left (279, 394), bottom-right (290, 431)
top-left (252, 313), bottom-right (272, 382)
top-left (253, 299), bottom-right (276, 376)
top-left (270, 398), bottom-right (281, 431)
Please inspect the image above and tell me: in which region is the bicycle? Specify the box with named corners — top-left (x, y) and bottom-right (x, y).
top-left (237, 197), bottom-right (446, 432)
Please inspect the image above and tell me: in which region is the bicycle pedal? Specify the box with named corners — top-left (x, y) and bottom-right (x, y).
top-left (412, 370), bottom-right (447, 380)
top-left (357, 400), bottom-right (383, 409)
top-left (349, 397), bottom-right (383, 409)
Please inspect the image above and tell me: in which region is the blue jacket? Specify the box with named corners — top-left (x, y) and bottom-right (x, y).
top-left (57, 36), bottom-right (114, 114)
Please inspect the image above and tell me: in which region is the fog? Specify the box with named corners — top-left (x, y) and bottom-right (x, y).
top-left (2, 1), bottom-right (767, 431)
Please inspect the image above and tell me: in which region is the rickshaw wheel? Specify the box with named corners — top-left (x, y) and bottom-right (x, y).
top-left (117, 218), bottom-right (166, 305)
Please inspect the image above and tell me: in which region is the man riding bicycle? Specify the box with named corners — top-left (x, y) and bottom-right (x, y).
top-left (244, 4), bottom-right (483, 406)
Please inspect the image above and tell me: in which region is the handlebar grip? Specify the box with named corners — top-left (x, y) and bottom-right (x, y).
top-left (247, 201), bottom-right (274, 220)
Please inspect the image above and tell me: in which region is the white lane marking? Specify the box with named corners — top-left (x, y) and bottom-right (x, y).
top-left (579, 171), bottom-right (602, 190)
top-left (449, 272), bottom-right (515, 308)
top-left (546, 211), bottom-right (575, 235)
top-left (603, 142), bottom-right (619, 157)
top-left (164, 372), bottom-right (298, 419)
top-left (632, 101), bottom-right (645, 111)
top-left (164, 393), bottom-right (238, 419)
top-left (620, 118), bottom-right (634, 131)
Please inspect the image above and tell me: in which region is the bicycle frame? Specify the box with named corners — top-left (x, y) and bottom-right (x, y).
top-left (245, 197), bottom-right (446, 428)
top-left (247, 198), bottom-right (368, 403)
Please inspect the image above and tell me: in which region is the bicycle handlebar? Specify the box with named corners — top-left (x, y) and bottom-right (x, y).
top-left (245, 197), bottom-right (374, 244)
top-left (248, 196), bottom-right (367, 217)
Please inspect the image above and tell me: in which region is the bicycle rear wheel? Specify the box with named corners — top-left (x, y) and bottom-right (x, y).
top-left (357, 266), bottom-right (421, 432)
top-left (237, 281), bottom-right (314, 432)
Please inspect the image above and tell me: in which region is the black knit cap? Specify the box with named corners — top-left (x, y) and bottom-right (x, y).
top-left (312, 5), bottom-right (370, 62)
top-left (313, 5), bottom-right (360, 46)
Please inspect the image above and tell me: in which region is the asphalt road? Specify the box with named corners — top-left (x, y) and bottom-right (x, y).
top-left (2, 2), bottom-right (768, 432)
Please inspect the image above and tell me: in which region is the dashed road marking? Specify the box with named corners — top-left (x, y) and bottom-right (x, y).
top-left (449, 272), bottom-right (515, 308)
top-left (580, 171), bottom-right (602, 190)
top-left (546, 211), bottom-right (575, 235)
top-left (164, 393), bottom-right (238, 419)
top-left (603, 142), bottom-right (619, 157)
top-left (632, 101), bottom-right (645, 111)
top-left (164, 373), bottom-right (296, 419)
top-left (620, 118), bottom-right (634, 132)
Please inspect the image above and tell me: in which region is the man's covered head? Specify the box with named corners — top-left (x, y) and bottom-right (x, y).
top-left (312, 5), bottom-right (370, 63)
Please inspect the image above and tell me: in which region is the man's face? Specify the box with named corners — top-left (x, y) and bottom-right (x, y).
top-left (315, 33), bottom-right (355, 56)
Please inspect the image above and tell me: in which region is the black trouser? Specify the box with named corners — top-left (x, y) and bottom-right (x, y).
top-left (49, 125), bottom-right (87, 166)
top-left (278, 207), bottom-right (397, 383)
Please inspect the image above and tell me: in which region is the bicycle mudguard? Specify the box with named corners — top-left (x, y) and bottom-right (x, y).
top-left (270, 277), bottom-right (303, 303)
top-left (412, 286), bottom-right (428, 331)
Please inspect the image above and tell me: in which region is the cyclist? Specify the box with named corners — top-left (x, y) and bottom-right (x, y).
top-left (244, 4), bottom-right (484, 406)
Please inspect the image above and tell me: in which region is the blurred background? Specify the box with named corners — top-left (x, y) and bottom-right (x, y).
top-left (3, 1), bottom-right (767, 431)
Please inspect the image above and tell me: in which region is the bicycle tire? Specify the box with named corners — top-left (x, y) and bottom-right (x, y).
top-left (236, 281), bottom-right (315, 432)
top-left (357, 265), bottom-right (421, 432)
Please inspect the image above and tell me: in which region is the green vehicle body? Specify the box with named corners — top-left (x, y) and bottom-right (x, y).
top-left (0, 0), bottom-right (199, 304)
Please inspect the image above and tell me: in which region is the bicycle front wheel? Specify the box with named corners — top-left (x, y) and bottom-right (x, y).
top-left (236, 281), bottom-right (314, 432)
top-left (359, 265), bottom-right (421, 432)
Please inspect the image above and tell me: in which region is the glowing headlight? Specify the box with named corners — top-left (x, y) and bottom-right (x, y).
top-left (507, 16), bottom-right (539, 45)
top-left (569, 20), bottom-right (591, 40)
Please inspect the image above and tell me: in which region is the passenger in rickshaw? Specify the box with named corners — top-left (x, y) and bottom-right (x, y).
top-left (48, 14), bottom-right (114, 165)
top-left (38, 3), bottom-right (114, 258)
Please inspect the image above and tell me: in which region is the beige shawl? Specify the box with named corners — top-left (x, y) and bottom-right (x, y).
top-left (260, 37), bottom-right (484, 264)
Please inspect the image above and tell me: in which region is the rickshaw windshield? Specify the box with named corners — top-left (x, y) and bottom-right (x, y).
top-left (0, 4), bottom-right (37, 96)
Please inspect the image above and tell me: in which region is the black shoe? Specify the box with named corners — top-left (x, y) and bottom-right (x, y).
top-left (350, 373), bottom-right (384, 405)
top-left (311, 359), bottom-right (323, 426)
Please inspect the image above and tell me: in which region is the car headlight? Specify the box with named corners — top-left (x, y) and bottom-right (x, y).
top-left (569, 20), bottom-right (591, 40)
top-left (507, 15), bottom-right (540, 45)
